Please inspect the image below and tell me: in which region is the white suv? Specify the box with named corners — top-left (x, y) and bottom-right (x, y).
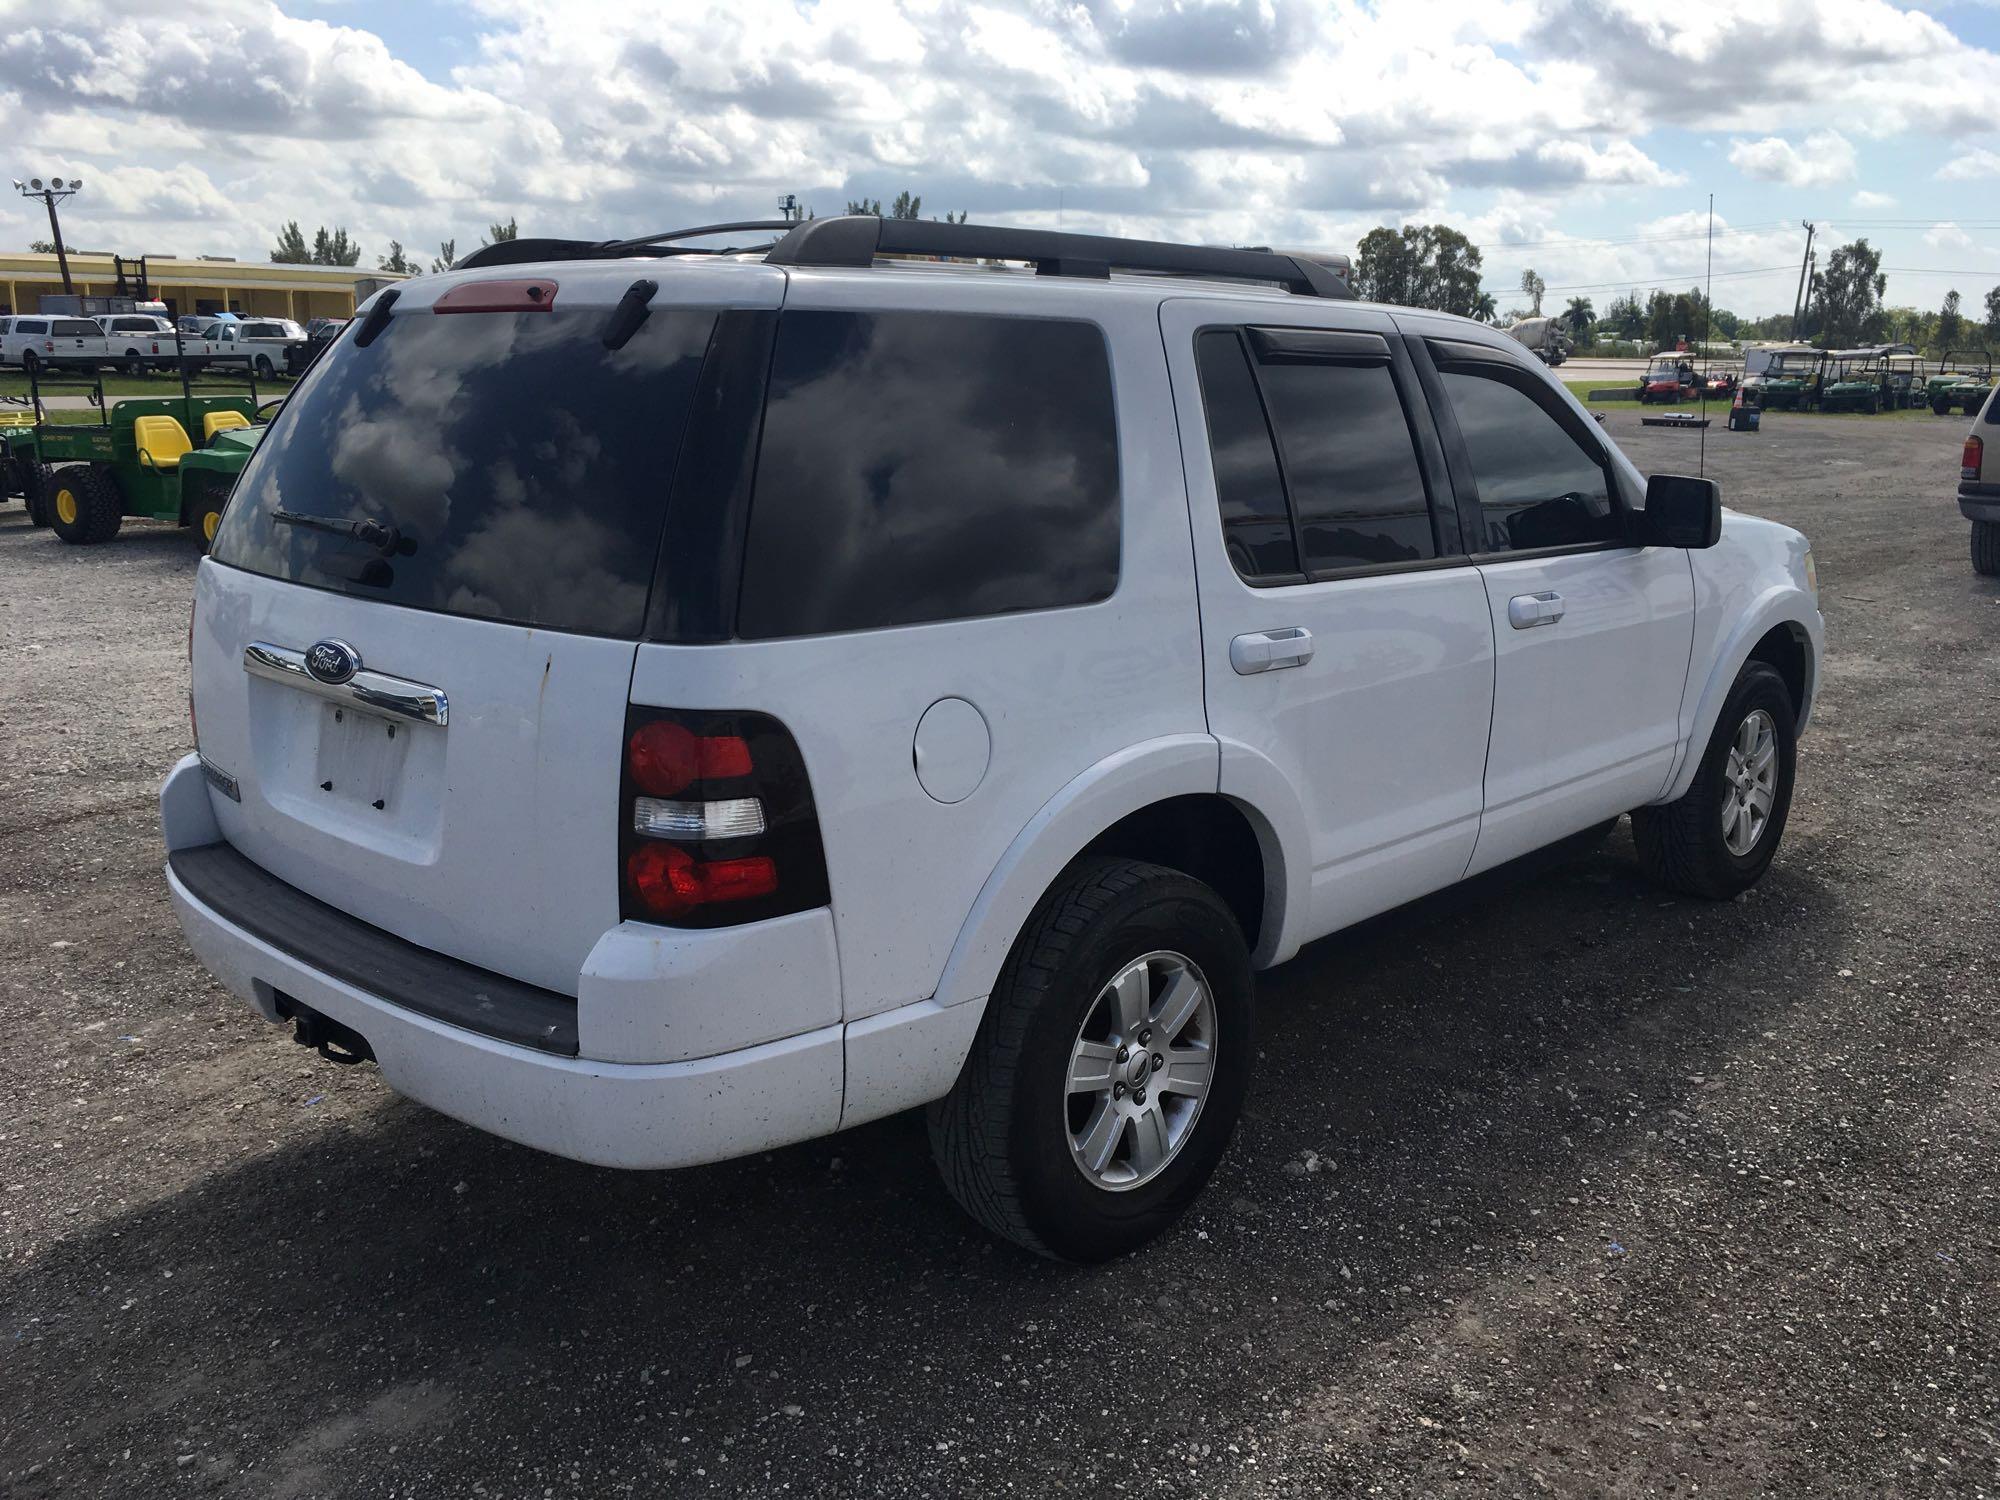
top-left (161, 217), bottom-right (1824, 1260)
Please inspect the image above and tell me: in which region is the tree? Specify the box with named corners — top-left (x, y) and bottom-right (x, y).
top-left (845, 193), bottom-right (966, 223)
top-left (1939, 290), bottom-right (1963, 350)
top-left (1519, 269), bottom-right (1546, 317)
top-left (1986, 286), bottom-right (2000, 341)
top-left (1601, 292), bottom-right (1644, 340)
top-left (889, 191), bottom-right (922, 221)
top-left (378, 241), bottom-right (416, 274)
top-left (1351, 224), bottom-right (1487, 319)
top-left (484, 217), bottom-right (518, 246)
top-left (1810, 239), bottom-right (1886, 346)
top-left (846, 196), bottom-right (883, 216)
top-left (430, 239), bottom-right (457, 274)
top-left (309, 227), bottom-right (361, 266)
top-left (270, 221), bottom-right (310, 262)
top-left (1562, 295), bottom-right (1594, 339)
top-left (28, 238), bottom-right (57, 254)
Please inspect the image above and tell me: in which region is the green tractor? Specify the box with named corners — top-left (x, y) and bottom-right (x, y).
top-left (1, 364), bottom-right (278, 549)
top-left (1926, 350), bottom-right (1994, 417)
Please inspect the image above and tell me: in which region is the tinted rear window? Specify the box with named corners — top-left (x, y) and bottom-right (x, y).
top-left (55, 319), bottom-right (98, 336)
top-left (210, 307), bottom-right (716, 638)
top-left (736, 309), bottom-right (1120, 639)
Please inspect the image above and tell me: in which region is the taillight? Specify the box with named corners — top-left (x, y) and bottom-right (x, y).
top-left (1965, 434), bottom-right (1984, 482)
top-left (619, 706), bottom-right (828, 928)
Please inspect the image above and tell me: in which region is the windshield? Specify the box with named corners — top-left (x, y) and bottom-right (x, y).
top-left (210, 305), bottom-right (717, 638)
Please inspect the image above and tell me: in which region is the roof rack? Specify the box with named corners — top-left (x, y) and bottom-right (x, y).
top-left (453, 221), bottom-right (796, 271)
top-left (765, 215), bottom-right (1355, 298)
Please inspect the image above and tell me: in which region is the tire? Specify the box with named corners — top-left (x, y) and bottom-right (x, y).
top-left (928, 857), bottom-right (1254, 1262)
top-left (254, 354), bottom-right (276, 379)
top-left (21, 460), bottom-right (56, 527)
top-left (47, 464), bottom-right (123, 545)
top-left (1632, 661), bottom-right (1797, 899)
top-left (1973, 520), bottom-right (2000, 577)
top-left (20, 349), bottom-right (39, 376)
top-left (186, 472), bottom-right (229, 552)
top-left (1932, 398), bottom-right (1950, 416)
top-left (121, 351), bottom-right (145, 378)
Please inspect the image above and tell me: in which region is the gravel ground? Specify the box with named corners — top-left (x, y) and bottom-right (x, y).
top-left (2, 411), bottom-right (1996, 1498)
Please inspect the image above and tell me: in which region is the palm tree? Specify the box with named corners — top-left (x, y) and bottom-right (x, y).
top-left (1563, 296), bottom-right (1594, 339)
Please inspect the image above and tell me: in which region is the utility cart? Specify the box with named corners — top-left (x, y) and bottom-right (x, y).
top-left (1, 356), bottom-right (278, 549)
top-left (1927, 350), bottom-right (1994, 417)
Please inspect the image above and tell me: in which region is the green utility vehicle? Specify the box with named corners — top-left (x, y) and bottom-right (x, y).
top-left (1926, 351), bottom-right (1994, 416)
top-left (1755, 349), bottom-right (1826, 411)
top-left (1818, 347), bottom-right (1912, 414)
top-left (1, 364), bottom-right (277, 549)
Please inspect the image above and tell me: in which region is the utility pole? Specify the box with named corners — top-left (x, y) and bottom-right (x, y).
top-left (1790, 220), bottom-right (1816, 341)
top-left (13, 176), bottom-right (82, 296)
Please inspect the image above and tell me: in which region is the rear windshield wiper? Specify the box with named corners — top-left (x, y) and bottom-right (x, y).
top-left (274, 508), bottom-right (402, 555)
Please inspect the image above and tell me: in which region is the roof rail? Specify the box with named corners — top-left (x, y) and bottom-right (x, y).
top-left (765, 215), bottom-right (1355, 298)
top-left (453, 221), bottom-right (796, 271)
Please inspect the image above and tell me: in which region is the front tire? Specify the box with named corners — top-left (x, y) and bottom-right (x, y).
top-left (48, 464), bottom-right (124, 545)
top-left (254, 354), bottom-right (276, 379)
top-left (1633, 662), bottom-right (1797, 899)
top-left (928, 857), bottom-right (1253, 1262)
top-left (1973, 520), bottom-right (2000, 577)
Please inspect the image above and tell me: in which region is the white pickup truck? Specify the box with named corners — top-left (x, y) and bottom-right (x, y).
top-left (93, 314), bottom-right (180, 375)
top-left (178, 318), bottom-right (307, 379)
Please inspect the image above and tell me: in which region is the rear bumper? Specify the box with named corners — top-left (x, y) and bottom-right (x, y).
top-left (159, 754), bottom-right (846, 1169)
top-left (1960, 482), bottom-right (2000, 523)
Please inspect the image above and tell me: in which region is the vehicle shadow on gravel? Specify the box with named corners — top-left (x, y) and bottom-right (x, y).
top-left (2, 827), bottom-right (1844, 1494)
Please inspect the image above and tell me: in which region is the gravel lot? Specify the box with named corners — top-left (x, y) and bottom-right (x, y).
top-left (2, 410), bottom-right (1995, 1498)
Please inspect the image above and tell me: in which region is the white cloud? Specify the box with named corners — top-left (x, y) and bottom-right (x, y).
top-left (1727, 130), bottom-right (1857, 186)
top-left (0, 0), bottom-right (1994, 318)
top-left (1925, 221), bottom-right (1975, 249)
top-left (1937, 147), bottom-right (2000, 179)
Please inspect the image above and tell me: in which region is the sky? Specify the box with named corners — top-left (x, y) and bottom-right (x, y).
top-left (1, 0), bottom-right (1998, 319)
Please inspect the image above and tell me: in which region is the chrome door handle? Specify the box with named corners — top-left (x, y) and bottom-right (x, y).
top-left (1229, 627), bottom-right (1314, 674)
top-left (1507, 591), bottom-right (1565, 630)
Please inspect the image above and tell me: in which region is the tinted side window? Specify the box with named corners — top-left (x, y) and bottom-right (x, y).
top-left (1256, 359), bottom-right (1436, 571)
top-left (736, 309), bottom-right (1120, 639)
top-left (1441, 369), bottom-right (1617, 552)
top-left (1194, 330), bottom-right (1299, 580)
top-left (55, 320), bottom-right (99, 336)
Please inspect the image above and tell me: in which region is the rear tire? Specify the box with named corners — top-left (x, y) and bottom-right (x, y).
top-left (1632, 661), bottom-right (1797, 899)
top-left (1933, 398), bottom-right (1950, 416)
top-left (1973, 520), bottom-right (2000, 577)
top-left (187, 472), bottom-right (229, 552)
top-left (254, 354), bottom-right (276, 379)
top-left (122, 351), bottom-right (145, 377)
top-left (928, 857), bottom-right (1253, 1262)
top-left (21, 460), bottom-right (56, 527)
top-left (48, 464), bottom-right (124, 545)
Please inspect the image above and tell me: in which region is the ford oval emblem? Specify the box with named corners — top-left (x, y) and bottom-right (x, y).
top-left (305, 639), bottom-right (360, 686)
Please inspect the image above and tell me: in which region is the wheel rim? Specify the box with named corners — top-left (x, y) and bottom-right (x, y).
top-left (1721, 708), bottom-right (1779, 856)
top-left (1064, 950), bottom-right (1217, 1192)
top-left (54, 487), bottom-right (78, 526)
top-left (202, 509), bottom-right (221, 542)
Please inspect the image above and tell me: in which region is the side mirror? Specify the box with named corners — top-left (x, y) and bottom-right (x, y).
top-left (1638, 473), bottom-right (1721, 549)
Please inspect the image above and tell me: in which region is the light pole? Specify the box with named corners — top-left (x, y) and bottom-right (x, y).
top-left (14, 176), bottom-right (83, 296)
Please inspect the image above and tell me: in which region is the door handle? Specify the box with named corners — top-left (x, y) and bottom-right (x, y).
top-left (1507, 591), bottom-right (1565, 630)
top-left (1229, 627), bottom-right (1314, 674)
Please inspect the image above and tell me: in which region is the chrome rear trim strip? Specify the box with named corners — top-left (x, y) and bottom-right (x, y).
top-left (243, 642), bottom-right (449, 728)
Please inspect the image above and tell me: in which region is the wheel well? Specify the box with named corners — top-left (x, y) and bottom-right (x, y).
top-left (1077, 795), bottom-right (1267, 949)
top-left (1747, 623), bottom-right (1809, 719)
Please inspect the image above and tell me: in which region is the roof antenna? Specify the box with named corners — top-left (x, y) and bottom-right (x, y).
top-left (1699, 192), bottom-right (1714, 478)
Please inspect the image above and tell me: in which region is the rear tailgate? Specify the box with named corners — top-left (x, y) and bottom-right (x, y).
top-left (193, 260), bottom-right (786, 994)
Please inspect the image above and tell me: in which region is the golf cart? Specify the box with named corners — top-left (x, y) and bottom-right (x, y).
top-left (1637, 355), bottom-right (1697, 404)
top-left (0, 347), bottom-right (281, 549)
top-left (1818, 346), bottom-right (1911, 415)
top-left (1927, 351), bottom-right (1994, 417)
top-left (1755, 349), bottom-right (1827, 412)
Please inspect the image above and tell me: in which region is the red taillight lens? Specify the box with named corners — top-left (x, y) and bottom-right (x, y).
top-left (433, 279), bottom-right (558, 314)
top-left (1965, 435), bottom-right (1984, 481)
top-left (626, 720), bottom-right (753, 797)
top-left (627, 844), bottom-right (778, 919)
top-left (619, 706), bottom-right (828, 928)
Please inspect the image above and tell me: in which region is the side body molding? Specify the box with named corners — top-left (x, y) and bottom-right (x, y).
top-left (929, 734), bottom-right (1226, 1010)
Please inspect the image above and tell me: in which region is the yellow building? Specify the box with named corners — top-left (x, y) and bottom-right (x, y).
top-left (0, 249), bottom-right (407, 321)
